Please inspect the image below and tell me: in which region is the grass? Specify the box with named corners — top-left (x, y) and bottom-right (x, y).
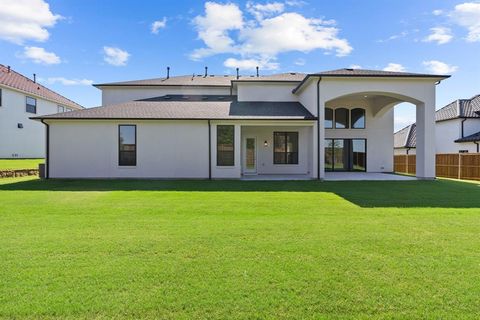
top-left (0, 177), bottom-right (479, 319)
top-left (0, 158), bottom-right (44, 170)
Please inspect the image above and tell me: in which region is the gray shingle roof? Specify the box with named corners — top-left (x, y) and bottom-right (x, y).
top-left (0, 64), bottom-right (83, 109)
top-left (311, 68), bottom-right (450, 78)
top-left (94, 72), bottom-right (306, 87)
top-left (292, 68), bottom-right (450, 93)
top-left (394, 123), bottom-right (416, 148)
top-left (435, 94), bottom-right (480, 122)
top-left (32, 95), bottom-right (316, 121)
top-left (455, 131), bottom-right (480, 143)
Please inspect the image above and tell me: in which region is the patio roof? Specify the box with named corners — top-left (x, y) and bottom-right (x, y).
top-left (32, 95), bottom-right (316, 121)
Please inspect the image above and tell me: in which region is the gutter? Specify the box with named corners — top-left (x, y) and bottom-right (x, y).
top-left (40, 119), bottom-right (49, 179)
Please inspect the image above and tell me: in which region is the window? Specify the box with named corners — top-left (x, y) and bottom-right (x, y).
top-left (325, 108), bottom-right (333, 129)
top-left (351, 108), bottom-right (366, 129)
top-left (57, 106), bottom-right (65, 113)
top-left (335, 108), bottom-right (349, 128)
top-left (26, 96), bottom-right (36, 114)
top-left (66, 108), bottom-right (72, 112)
top-left (274, 132), bottom-right (298, 164)
top-left (118, 125), bottom-right (136, 166)
top-left (217, 125), bottom-right (234, 166)
top-left (325, 139), bottom-right (366, 172)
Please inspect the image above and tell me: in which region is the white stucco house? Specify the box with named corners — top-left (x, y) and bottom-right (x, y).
top-left (0, 64), bottom-right (83, 158)
top-left (33, 68), bottom-right (449, 180)
top-left (395, 94), bottom-right (480, 155)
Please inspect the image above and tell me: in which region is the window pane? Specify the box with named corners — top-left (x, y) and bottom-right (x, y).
top-left (26, 97), bottom-right (36, 106)
top-left (274, 132), bottom-right (298, 164)
top-left (325, 139), bottom-right (334, 171)
top-left (119, 125), bottom-right (136, 166)
top-left (333, 139), bottom-right (347, 170)
top-left (325, 108), bottom-right (333, 128)
top-left (351, 108), bottom-right (365, 129)
top-left (58, 106), bottom-right (65, 113)
top-left (217, 125), bottom-right (234, 166)
top-left (335, 108), bottom-right (349, 129)
top-left (352, 139), bottom-right (366, 171)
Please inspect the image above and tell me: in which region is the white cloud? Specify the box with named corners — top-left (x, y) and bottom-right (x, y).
top-left (151, 18), bottom-right (167, 34)
top-left (423, 27), bottom-right (453, 44)
top-left (451, 2), bottom-right (480, 42)
top-left (22, 46), bottom-right (60, 64)
top-left (383, 63), bottom-right (406, 72)
top-left (224, 57), bottom-right (279, 70)
top-left (294, 58), bottom-right (306, 66)
top-left (423, 60), bottom-right (458, 74)
top-left (191, 2), bottom-right (244, 60)
top-left (246, 2), bottom-right (284, 20)
top-left (349, 64), bottom-right (362, 69)
top-left (45, 77), bottom-right (93, 86)
top-left (191, 2), bottom-right (352, 67)
top-left (432, 9), bottom-right (444, 16)
top-left (103, 46), bottom-right (130, 66)
top-left (0, 0), bottom-right (62, 44)
top-left (240, 12), bottom-right (352, 57)
top-left (377, 31), bottom-right (408, 43)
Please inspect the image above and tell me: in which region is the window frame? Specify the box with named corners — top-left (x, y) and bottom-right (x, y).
top-left (334, 108), bottom-right (349, 129)
top-left (351, 108), bottom-right (366, 129)
top-left (273, 131), bottom-right (299, 165)
top-left (26, 96), bottom-right (37, 114)
top-left (325, 107), bottom-right (333, 129)
top-left (57, 105), bottom-right (65, 113)
top-left (324, 138), bottom-right (367, 172)
top-left (118, 125), bottom-right (137, 167)
top-left (216, 125), bottom-right (235, 167)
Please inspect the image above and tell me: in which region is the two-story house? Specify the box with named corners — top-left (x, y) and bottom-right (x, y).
top-left (33, 68), bottom-right (448, 180)
top-left (0, 64), bottom-right (83, 158)
top-left (394, 94), bottom-right (480, 155)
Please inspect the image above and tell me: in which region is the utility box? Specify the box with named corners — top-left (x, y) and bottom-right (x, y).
top-left (39, 163), bottom-right (46, 179)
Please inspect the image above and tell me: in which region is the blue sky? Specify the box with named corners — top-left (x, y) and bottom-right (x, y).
top-left (0, 0), bottom-right (479, 130)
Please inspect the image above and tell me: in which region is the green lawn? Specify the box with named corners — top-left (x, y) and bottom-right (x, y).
top-left (0, 158), bottom-right (44, 170)
top-left (0, 177), bottom-right (479, 319)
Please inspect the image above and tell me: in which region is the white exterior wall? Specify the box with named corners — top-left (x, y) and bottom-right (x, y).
top-left (435, 119), bottom-right (480, 153)
top-left (241, 125), bottom-right (314, 176)
top-left (236, 83), bottom-right (298, 102)
top-left (101, 86), bottom-right (231, 105)
top-left (48, 120), bottom-right (209, 178)
top-left (0, 85), bottom-right (75, 158)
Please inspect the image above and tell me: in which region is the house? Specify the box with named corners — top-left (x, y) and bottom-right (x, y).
top-left (32, 68), bottom-right (449, 180)
top-left (394, 94), bottom-right (480, 154)
top-left (0, 64), bottom-right (83, 158)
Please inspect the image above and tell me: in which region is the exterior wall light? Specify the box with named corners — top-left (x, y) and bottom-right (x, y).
top-left (264, 140), bottom-right (268, 147)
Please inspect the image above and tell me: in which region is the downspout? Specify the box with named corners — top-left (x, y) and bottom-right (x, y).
top-left (208, 120), bottom-right (212, 180)
top-left (316, 77), bottom-right (322, 180)
top-left (474, 141), bottom-right (479, 153)
top-left (40, 119), bottom-right (49, 179)
top-left (406, 147), bottom-right (411, 155)
top-left (461, 118), bottom-right (467, 138)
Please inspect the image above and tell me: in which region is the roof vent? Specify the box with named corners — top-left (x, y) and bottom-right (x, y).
top-left (256, 66), bottom-right (259, 77)
top-left (7, 66), bottom-right (10, 73)
top-left (210, 74), bottom-right (214, 77)
top-left (236, 68), bottom-right (239, 80)
top-left (290, 72), bottom-right (296, 75)
top-left (166, 66), bottom-right (170, 79)
top-left (33, 73), bottom-right (36, 83)
top-left (204, 66), bottom-right (208, 77)
top-left (345, 68), bottom-right (354, 71)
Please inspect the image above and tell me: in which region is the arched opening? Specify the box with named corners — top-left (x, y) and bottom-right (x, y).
top-left (323, 91), bottom-right (433, 179)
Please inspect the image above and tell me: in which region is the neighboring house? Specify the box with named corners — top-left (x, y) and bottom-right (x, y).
top-left (0, 64), bottom-right (83, 158)
top-left (33, 68), bottom-right (448, 180)
top-left (394, 94), bottom-right (480, 154)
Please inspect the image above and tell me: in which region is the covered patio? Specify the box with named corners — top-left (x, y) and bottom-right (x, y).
top-left (241, 172), bottom-right (416, 181)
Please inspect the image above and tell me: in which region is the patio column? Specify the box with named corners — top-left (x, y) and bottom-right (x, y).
top-left (318, 99), bottom-right (326, 180)
top-left (415, 100), bottom-right (436, 179)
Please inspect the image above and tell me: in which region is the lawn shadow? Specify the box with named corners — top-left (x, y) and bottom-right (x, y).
top-left (1, 178), bottom-right (479, 208)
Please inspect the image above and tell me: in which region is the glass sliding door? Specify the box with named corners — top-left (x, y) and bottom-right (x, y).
top-left (325, 139), bottom-right (367, 172)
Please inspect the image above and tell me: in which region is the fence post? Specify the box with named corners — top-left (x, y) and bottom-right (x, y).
top-left (458, 153), bottom-right (461, 180)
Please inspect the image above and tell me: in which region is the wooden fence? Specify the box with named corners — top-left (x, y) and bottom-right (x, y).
top-left (394, 153), bottom-right (480, 181)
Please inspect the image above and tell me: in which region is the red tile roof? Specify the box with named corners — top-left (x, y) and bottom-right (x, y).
top-left (0, 64), bottom-right (83, 109)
